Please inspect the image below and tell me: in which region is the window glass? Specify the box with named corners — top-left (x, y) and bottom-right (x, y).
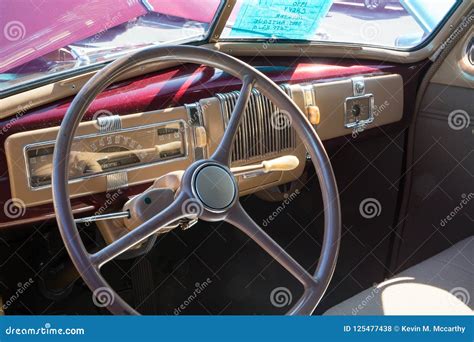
top-left (222, 0), bottom-right (458, 48)
top-left (0, 0), bottom-right (222, 92)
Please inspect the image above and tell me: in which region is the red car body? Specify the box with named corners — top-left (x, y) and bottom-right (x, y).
top-left (0, 0), bottom-right (220, 73)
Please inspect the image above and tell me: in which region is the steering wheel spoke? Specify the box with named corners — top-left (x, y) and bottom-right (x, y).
top-left (90, 193), bottom-right (187, 268)
top-left (211, 74), bottom-right (255, 165)
top-left (225, 202), bottom-right (318, 289)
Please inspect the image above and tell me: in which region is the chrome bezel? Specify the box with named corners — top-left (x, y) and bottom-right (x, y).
top-left (190, 162), bottom-right (238, 214)
top-left (343, 94), bottom-right (375, 129)
top-left (23, 119), bottom-right (190, 191)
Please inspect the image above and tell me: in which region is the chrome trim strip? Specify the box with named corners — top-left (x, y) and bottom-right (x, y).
top-left (215, 84), bottom-right (296, 164)
top-left (185, 102), bottom-right (207, 160)
top-left (140, 0), bottom-right (154, 11)
top-left (302, 84), bottom-right (316, 107)
top-left (74, 210), bottom-right (130, 224)
top-left (106, 172), bottom-right (128, 191)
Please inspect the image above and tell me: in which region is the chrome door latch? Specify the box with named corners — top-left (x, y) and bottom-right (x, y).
top-left (344, 77), bottom-right (375, 129)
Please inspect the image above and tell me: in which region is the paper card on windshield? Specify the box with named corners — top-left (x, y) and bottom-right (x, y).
top-left (229, 0), bottom-right (333, 40)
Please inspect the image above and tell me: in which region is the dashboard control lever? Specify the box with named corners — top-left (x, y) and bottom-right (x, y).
top-left (74, 211), bottom-right (130, 224)
top-left (194, 126), bottom-right (207, 148)
top-left (231, 155), bottom-right (299, 177)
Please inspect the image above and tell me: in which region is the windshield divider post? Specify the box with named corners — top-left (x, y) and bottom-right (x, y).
top-left (208, 0), bottom-right (237, 44)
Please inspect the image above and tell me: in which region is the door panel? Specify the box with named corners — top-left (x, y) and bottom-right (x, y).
top-left (394, 29), bottom-right (474, 271)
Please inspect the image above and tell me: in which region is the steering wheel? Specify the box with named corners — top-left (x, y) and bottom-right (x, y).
top-left (52, 46), bottom-right (341, 315)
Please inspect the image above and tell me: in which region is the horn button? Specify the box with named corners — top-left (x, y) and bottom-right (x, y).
top-left (193, 164), bottom-right (236, 210)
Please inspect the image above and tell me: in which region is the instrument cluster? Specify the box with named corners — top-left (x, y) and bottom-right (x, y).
top-left (25, 121), bottom-right (186, 189)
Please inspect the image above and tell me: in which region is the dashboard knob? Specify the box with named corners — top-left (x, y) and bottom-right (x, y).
top-left (262, 155), bottom-right (300, 173)
top-left (351, 104), bottom-right (361, 117)
top-left (306, 105), bottom-right (321, 125)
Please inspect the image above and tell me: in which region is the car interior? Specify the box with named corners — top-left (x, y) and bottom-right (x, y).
top-left (0, 0), bottom-right (472, 316)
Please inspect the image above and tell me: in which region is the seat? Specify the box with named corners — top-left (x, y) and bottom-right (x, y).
top-left (324, 236), bottom-right (473, 315)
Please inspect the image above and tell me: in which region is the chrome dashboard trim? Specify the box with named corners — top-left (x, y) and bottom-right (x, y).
top-left (344, 77), bottom-right (375, 129)
top-left (343, 94), bottom-right (375, 129)
top-left (190, 162), bottom-right (238, 214)
top-left (106, 172), bottom-right (129, 191)
top-left (185, 102), bottom-right (207, 160)
top-left (215, 84), bottom-right (296, 163)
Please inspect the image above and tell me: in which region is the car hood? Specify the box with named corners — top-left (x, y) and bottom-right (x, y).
top-left (0, 0), bottom-right (219, 73)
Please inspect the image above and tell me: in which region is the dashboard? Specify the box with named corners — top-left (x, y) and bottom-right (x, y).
top-left (0, 59), bottom-right (416, 228)
top-left (5, 73), bottom-right (402, 207)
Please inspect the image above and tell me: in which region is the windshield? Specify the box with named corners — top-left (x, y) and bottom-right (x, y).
top-left (0, 0), bottom-right (461, 94)
top-left (222, 0), bottom-right (459, 48)
top-left (0, 0), bottom-right (222, 92)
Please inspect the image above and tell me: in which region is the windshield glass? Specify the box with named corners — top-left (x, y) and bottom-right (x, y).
top-left (0, 0), bottom-right (222, 92)
top-left (221, 0), bottom-right (458, 48)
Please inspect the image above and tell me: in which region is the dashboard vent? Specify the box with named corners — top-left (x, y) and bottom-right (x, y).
top-left (216, 86), bottom-right (296, 163)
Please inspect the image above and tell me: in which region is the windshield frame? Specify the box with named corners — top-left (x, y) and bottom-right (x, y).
top-left (217, 0), bottom-right (463, 53)
top-left (0, 0), bottom-right (228, 99)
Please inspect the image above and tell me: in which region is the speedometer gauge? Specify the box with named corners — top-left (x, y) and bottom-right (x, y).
top-left (25, 121), bottom-right (186, 189)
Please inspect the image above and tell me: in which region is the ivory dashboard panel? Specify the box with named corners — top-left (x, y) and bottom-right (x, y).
top-left (4, 73), bottom-right (403, 207)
